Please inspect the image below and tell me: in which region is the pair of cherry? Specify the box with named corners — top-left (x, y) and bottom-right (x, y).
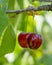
top-left (18, 33), bottom-right (42, 49)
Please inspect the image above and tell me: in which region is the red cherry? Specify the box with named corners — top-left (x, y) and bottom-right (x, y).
top-left (27, 33), bottom-right (42, 49)
top-left (35, 34), bottom-right (42, 48)
top-left (18, 33), bottom-right (29, 48)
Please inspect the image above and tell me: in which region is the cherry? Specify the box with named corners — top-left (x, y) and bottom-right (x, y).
top-left (34, 34), bottom-right (42, 49)
top-left (18, 33), bottom-right (42, 49)
top-left (27, 33), bottom-right (42, 49)
top-left (18, 33), bottom-right (29, 48)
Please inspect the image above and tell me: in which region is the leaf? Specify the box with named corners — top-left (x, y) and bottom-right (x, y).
top-left (0, 56), bottom-right (8, 65)
top-left (13, 50), bottom-right (25, 65)
top-left (27, 15), bottom-right (36, 32)
top-left (17, 13), bottom-right (27, 32)
top-left (0, 0), bottom-right (7, 11)
top-left (16, 0), bottom-right (25, 31)
top-left (28, 0), bottom-right (32, 3)
top-left (0, 9), bottom-right (8, 37)
top-left (0, 24), bottom-right (16, 56)
top-left (8, 0), bottom-right (17, 26)
top-left (39, 54), bottom-right (52, 65)
top-left (17, 0), bottom-right (24, 9)
top-left (14, 33), bottom-right (23, 57)
top-left (28, 49), bottom-right (37, 65)
top-left (8, 0), bottom-right (15, 10)
top-left (41, 19), bottom-right (51, 48)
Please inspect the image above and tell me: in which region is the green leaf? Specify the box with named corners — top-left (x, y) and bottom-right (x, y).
top-left (28, 49), bottom-right (37, 65)
top-left (16, 14), bottom-right (36, 32)
top-left (17, 0), bottom-right (24, 9)
top-left (13, 50), bottom-right (25, 65)
top-left (0, 9), bottom-right (8, 37)
top-left (14, 33), bottom-right (23, 57)
top-left (17, 13), bottom-right (27, 32)
top-left (28, 0), bottom-right (32, 3)
top-left (27, 16), bottom-right (36, 32)
top-left (8, 0), bottom-right (15, 10)
top-left (0, 24), bottom-right (16, 56)
top-left (16, 0), bottom-right (25, 30)
top-left (39, 54), bottom-right (52, 65)
top-left (7, 0), bottom-right (17, 26)
top-left (0, 0), bottom-right (7, 11)
top-left (0, 56), bottom-right (8, 65)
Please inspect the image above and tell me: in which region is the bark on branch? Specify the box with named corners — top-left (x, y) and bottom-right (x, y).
top-left (6, 4), bottom-right (52, 14)
top-left (34, 0), bottom-right (52, 2)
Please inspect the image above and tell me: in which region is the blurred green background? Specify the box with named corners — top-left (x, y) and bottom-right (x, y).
top-left (0, 0), bottom-right (52, 65)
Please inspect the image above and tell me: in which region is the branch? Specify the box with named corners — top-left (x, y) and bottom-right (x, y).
top-left (6, 4), bottom-right (52, 14)
top-left (34, 0), bottom-right (52, 2)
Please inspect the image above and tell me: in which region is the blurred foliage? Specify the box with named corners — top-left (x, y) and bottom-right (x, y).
top-left (0, 0), bottom-right (52, 65)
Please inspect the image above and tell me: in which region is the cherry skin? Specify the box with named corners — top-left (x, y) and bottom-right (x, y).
top-left (18, 33), bottom-right (29, 48)
top-left (27, 33), bottom-right (42, 49)
top-left (34, 34), bottom-right (42, 49)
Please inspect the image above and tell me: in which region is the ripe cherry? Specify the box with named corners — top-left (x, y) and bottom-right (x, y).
top-left (18, 33), bottom-right (29, 48)
top-left (27, 33), bottom-right (42, 49)
top-left (18, 33), bottom-right (42, 49)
